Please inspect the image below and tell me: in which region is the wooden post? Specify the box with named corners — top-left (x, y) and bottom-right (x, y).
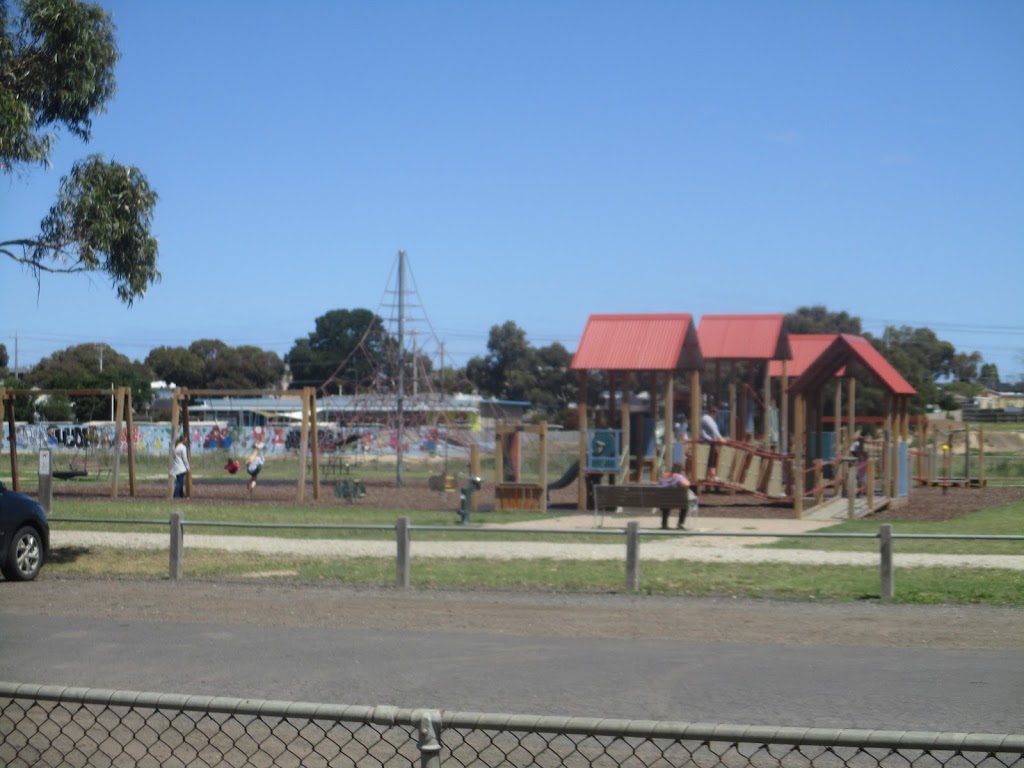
top-left (663, 373), bottom-right (674, 475)
top-left (762, 364), bottom-right (771, 445)
top-left (125, 387), bottom-right (136, 497)
top-left (112, 387), bottom-right (125, 498)
top-left (834, 379), bottom-right (842, 459)
top-left (793, 394), bottom-right (805, 517)
top-left (847, 377), bottom-right (856, 449)
top-left (621, 384), bottom-right (631, 484)
top-left (396, 516), bottom-right (410, 588)
top-left (879, 523), bottom-right (894, 600)
top-left (539, 420), bottom-right (548, 513)
top-left (625, 521), bottom-right (640, 593)
top-left (978, 424), bottom-right (986, 487)
top-left (578, 371), bottom-right (588, 512)
top-left (814, 459), bottom-right (823, 506)
top-left (169, 511), bottom-right (184, 581)
top-left (780, 361), bottom-right (789, 455)
top-left (309, 387), bottom-right (320, 501)
top-left (297, 387), bottom-right (310, 501)
top-left (867, 458), bottom-right (876, 502)
top-left (728, 382), bottom-right (737, 442)
top-left (689, 370), bottom-right (700, 480)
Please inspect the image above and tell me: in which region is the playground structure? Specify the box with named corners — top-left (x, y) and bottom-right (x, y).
top-left (912, 422), bottom-right (989, 488)
top-left (566, 315), bottom-right (920, 518)
top-left (494, 422), bottom-right (549, 512)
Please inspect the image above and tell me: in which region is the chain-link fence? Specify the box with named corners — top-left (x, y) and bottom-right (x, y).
top-left (2, 682), bottom-right (1022, 768)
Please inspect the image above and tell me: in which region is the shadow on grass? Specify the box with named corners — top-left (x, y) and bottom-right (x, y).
top-left (48, 546), bottom-right (92, 565)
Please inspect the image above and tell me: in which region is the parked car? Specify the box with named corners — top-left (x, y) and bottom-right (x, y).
top-left (0, 481), bottom-right (49, 581)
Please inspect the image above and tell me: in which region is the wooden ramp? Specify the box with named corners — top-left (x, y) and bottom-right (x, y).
top-left (803, 493), bottom-right (886, 521)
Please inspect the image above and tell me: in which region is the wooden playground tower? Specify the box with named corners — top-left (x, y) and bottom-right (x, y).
top-left (493, 421), bottom-right (549, 512)
top-left (565, 316), bottom-right (920, 517)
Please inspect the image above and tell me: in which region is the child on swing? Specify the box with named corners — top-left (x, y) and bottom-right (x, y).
top-left (245, 442), bottom-right (265, 495)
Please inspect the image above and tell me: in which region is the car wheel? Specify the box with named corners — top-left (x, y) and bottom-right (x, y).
top-left (3, 526), bottom-right (45, 581)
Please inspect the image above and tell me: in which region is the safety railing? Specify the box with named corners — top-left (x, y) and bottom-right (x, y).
top-left (1, 682), bottom-right (1021, 768)
top-left (48, 514), bottom-right (1024, 600)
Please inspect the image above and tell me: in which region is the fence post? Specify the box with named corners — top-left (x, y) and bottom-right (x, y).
top-left (396, 516), bottom-right (410, 589)
top-left (169, 511), bottom-right (184, 581)
top-left (847, 465), bottom-right (857, 520)
top-left (416, 710), bottom-right (442, 768)
top-left (879, 523), bottom-right (894, 600)
top-left (625, 521), bottom-right (640, 593)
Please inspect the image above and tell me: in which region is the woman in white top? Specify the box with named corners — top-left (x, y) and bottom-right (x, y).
top-left (170, 434), bottom-right (190, 498)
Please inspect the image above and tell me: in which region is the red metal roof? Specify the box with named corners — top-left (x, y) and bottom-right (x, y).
top-left (697, 314), bottom-right (790, 360)
top-left (789, 334), bottom-right (916, 396)
top-left (767, 335), bottom-right (839, 378)
top-left (570, 313), bottom-right (701, 371)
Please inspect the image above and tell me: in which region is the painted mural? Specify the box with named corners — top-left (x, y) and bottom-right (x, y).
top-left (2, 422), bottom-right (472, 458)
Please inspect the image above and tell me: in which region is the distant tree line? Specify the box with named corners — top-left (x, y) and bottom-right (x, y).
top-left (0, 304), bottom-right (1018, 424)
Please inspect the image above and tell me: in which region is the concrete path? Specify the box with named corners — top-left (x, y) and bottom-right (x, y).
top-left (50, 512), bottom-right (1024, 570)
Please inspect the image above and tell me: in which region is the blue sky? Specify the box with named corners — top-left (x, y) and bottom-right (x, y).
top-left (3, 1), bottom-right (1023, 382)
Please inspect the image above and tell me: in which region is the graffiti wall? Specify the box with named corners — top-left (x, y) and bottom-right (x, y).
top-left (2, 422), bottom-right (472, 458)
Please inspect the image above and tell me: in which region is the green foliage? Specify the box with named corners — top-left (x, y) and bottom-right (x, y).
top-left (1, 1), bottom-right (159, 305)
top-left (784, 305), bottom-right (862, 335)
top-left (0, 342), bottom-right (8, 371)
top-left (26, 341), bottom-right (154, 419)
top-left (286, 308), bottom-right (395, 392)
top-left (465, 321), bottom-right (576, 416)
top-left (145, 340), bottom-right (285, 390)
top-left (36, 392), bottom-right (73, 420)
top-left (0, 0), bottom-right (117, 167)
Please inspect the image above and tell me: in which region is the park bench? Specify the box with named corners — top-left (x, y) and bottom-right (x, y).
top-left (593, 484), bottom-right (693, 512)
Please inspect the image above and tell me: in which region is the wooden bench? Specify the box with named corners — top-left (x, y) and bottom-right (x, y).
top-left (593, 484), bottom-right (692, 511)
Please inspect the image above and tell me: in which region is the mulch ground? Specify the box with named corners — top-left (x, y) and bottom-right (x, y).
top-left (45, 472), bottom-right (1024, 522)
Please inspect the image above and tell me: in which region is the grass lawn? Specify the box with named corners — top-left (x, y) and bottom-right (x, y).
top-left (764, 499), bottom-right (1024, 556)
top-left (38, 495), bottom-right (1024, 606)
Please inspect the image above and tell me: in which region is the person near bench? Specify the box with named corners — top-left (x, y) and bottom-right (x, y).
top-left (658, 462), bottom-right (692, 530)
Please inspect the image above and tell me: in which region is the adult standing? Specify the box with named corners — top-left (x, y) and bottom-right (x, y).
top-left (700, 406), bottom-right (725, 482)
top-left (170, 434), bottom-right (190, 499)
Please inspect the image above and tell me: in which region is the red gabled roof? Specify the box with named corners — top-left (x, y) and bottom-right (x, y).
top-left (768, 334), bottom-right (840, 378)
top-left (571, 313), bottom-right (701, 371)
top-left (697, 314), bottom-right (790, 361)
top-left (789, 334), bottom-right (916, 396)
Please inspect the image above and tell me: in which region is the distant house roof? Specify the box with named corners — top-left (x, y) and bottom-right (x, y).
top-left (570, 313), bottom-right (701, 371)
top-left (696, 314), bottom-right (790, 361)
top-left (767, 334), bottom-right (842, 379)
top-left (789, 334), bottom-right (916, 396)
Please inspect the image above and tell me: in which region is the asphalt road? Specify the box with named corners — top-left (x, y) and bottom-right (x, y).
top-left (2, 579), bottom-right (1022, 734)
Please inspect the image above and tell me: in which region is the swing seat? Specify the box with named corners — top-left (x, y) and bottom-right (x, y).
top-left (53, 469), bottom-right (88, 480)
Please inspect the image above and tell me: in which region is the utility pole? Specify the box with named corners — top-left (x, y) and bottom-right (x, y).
top-left (396, 250), bottom-right (405, 487)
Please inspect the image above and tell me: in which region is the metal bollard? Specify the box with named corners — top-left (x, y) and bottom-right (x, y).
top-left (396, 516), bottom-right (410, 589)
top-left (38, 449), bottom-right (53, 516)
top-left (169, 511), bottom-right (184, 581)
top-left (456, 476), bottom-right (482, 524)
